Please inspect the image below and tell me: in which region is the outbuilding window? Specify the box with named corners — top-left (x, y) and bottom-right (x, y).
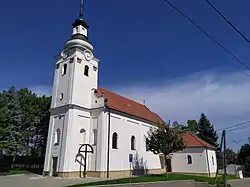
top-left (187, 155), bottom-right (192, 164)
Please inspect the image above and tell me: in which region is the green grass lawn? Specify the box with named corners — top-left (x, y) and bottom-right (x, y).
top-left (8, 170), bottom-right (31, 175)
top-left (66, 173), bottom-right (239, 187)
top-left (0, 170), bottom-right (31, 176)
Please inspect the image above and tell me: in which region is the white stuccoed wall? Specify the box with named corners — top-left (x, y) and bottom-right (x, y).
top-left (70, 50), bottom-right (99, 109)
top-left (171, 147), bottom-right (217, 174)
top-left (97, 111), bottom-right (162, 172)
top-left (206, 149), bottom-right (217, 174)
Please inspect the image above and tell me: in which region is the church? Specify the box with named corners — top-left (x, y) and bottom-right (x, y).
top-left (43, 1), bottom-right (217, 178)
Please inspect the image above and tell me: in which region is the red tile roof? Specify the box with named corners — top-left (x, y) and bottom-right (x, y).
top-left (97, 87), bottom-right (164, 124)
top-left (182, 133), bottom-right (215, 149)
top-left (96, 88), bottom-right (214, 149)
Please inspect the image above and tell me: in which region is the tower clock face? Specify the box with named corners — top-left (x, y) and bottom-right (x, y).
top-left (84, 50), bottom-right (93, 61)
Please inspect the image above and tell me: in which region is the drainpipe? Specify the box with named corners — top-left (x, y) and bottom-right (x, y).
top-left (104, 98), bottom-right (111, 178)
top-left (205, 147), bottom-right (211, 177)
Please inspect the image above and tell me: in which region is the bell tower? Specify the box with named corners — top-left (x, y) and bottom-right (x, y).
top-left (50, 0), bottom-right (99, 110)
top-left (43, 0), bottom-right (100, 177)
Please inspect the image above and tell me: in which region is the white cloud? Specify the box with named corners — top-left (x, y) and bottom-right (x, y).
top-left (111, 70), bottom-right (250, 150)
top-left (30, 70), bottom-right (250, 149)
top-left (30, 86), bottom-right (52, 97)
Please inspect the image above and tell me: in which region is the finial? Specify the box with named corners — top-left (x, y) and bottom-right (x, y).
top-left (79, 0), bottom-right (84, 19)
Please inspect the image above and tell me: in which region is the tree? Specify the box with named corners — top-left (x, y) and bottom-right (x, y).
top-left (197, 113), bottom-right (219, 150)
top-left (224, 148), bottom-right (238, 165)
top-left (186, 120), bottom-right (198, 134)
top-left (171, 120), bottom-right (198, 134)
top-left (17, 88), bottom-right (51, 157)
top-left (35, 95), bottom-right (51, 158)
top-left (171, 121), bottom-right (186, 133)
top-left (145, 123), bottom-right (186, 175)
top-left (0, 87), bottom-right (51, 161)
top-left (0, 92), bottom-right (10, 155)
top-left (0, 87), bottom-right (28, 167)
top-left (238, 144), bottom-right (250, 166)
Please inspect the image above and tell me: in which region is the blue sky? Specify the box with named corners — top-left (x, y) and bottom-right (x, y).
top-left (1, 0), bottom-right (250, 150)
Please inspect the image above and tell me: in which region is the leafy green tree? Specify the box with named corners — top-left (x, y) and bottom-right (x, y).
top-left (0, 92), bottom-right (10, 155)
top-left (197, 113), bottom-right (219, 150)
top-left (238, 144), bottom-right (250, 166)
top-left (0, 87), bottom-right (29, 167)
top-left (224, 148), bottom-right (238, 165)
top-left (145, 123), bottom-right (186, 175)
top-left (17, 88), bottom-right (51, 157)
top-left (171, 120), bottom-right (198, 134)
top-left (35, 95), bottom-right (51, 158)
top-left (186, 120), bottom-right (198, 134)
top-left (171, 121), bottom-right (186, 133)
top-left (0, 87), bottom-right (51, 162)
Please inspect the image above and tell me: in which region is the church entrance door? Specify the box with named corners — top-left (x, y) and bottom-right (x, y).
top-left (52, 157), bottom-right (58, 177)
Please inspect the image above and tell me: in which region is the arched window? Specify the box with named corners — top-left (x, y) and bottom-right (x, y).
top-left (187, 155), bottom-right (192, 164)
top-left (84, 65), bottom-right (89, 76)
top-left (60, 93), bottom-right (64, 100)
top-left (131, 136), bottom-right (136, 150)
top-left (62, 64), bottom-right (67, 75)
top-left (93, 129), bottom-right (97, 145)
top-left (145, 139), bottom-right (149, 151)
top-left (112, 132), bottom-right (118, 149)
top-left (80, 128), bottom-right (86, 144)
top-left (54, 128), bottom-right (61, 145)
top-left (212, 156), bottom-right (214, 165)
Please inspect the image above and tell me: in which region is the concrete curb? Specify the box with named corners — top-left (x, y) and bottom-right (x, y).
top-left (81, 180), bottom-right (198, 187)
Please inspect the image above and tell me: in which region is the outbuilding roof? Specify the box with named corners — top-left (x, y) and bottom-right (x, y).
top-left (182, 133), bottom-right (215, 149)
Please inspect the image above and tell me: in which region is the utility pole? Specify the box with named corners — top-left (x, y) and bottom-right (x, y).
top-left (248, 137), bottom-right (250, 144)
top-left (223, 130), bottom-right (227, 187)
top-left (215, 130), bottom-right (227, 187)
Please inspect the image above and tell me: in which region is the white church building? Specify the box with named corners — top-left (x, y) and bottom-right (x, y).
top-left (43, 2), bottom-right (217, 178)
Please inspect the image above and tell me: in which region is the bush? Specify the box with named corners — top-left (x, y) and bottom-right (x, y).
top-left (0, 156), bottom-right (10, 173)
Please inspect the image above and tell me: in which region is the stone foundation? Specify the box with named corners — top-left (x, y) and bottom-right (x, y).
top-left (43, 168), bottom-right (164, 178)
top-left (172, 172), bottom-right (216, 178)
top-left (43, 170), bottom-right (216, 178)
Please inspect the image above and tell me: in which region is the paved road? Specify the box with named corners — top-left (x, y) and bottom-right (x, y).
top-left (229, 178), bottom-right (250, 187)
top-left (0, 174), bottom-right (105, 187)
top-left (0, 175), bottom-right (208, 187)
top-left (1, 174), bottom-right (249, 187)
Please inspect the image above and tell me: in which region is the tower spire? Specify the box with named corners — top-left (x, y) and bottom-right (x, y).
top-left (79, 0), bottom-right (84, 19)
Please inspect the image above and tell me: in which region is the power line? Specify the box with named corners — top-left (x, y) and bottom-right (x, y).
top-left (227, 124), bottom-right (250, 133)
top-left (204, 0), bottom-right (250, 44)
top-left (232, 138), bottom-right (249, 144)
top-left (216, 120), bottom-right (250, 132)
top-left (164, 0), bottom-right (250, 72)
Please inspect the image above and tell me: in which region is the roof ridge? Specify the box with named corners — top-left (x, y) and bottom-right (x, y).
top-left (99, 87), bottom-right (147, 107)
top-left (188, 133), bottom-right (214, 148)
top-left (97, 87), bottom-right (164, 124)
